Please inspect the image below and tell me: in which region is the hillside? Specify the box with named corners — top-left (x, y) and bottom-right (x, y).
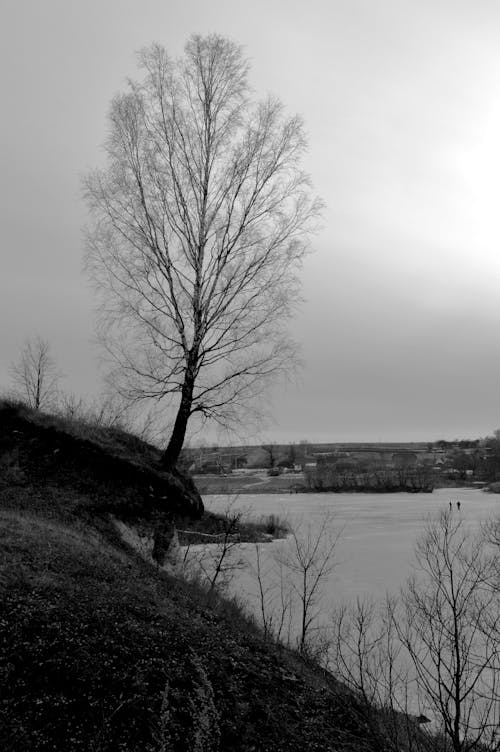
top-left (0, 401), bottom-right (412, 751)
top-left (0, 401), bottom-right (203, 521)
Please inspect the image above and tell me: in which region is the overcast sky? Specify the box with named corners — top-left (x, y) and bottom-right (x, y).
top-left (2, 0), bottom-right (500, 444)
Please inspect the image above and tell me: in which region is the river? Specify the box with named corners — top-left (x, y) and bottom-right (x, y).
top-left (202, 486), bottom-right (500, 613)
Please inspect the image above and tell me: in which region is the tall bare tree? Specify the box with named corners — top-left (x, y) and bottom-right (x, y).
top-left (10, 336), bottom-right (61, 410)
top-left (84, 34), bottom-right (322, 468)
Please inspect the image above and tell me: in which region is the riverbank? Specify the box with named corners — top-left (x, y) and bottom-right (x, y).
top-left (194, 471), bottom-right (435, 494)
top-left (194, 472), bottom-right (496, 495)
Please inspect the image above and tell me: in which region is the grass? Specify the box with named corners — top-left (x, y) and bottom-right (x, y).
top-left (243, 512), bottom-right (291, 539)
top-left (0, 397), bottom-right (161, 467)
top-left (0, 504), bottom-right (368, 751)
top-left (174, 510), bottom-right (290, 545)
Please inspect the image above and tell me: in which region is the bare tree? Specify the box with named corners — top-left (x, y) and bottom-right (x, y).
top-left (182, 501), bottom-right (246, 595)
top-left (482, 516), bottom-right (500, 592)
top-left (397, 510), bottom-right (500, 752)
top-left (332, 511), bottom-right (500, 752)
top-left (10, 336), bottom-right (61, 410)
top-left (277, 512), bottom-right (341, 655)
top-left (253, 542), bottom-right (275, 641)
top-left (84, 34), bottom-right (322, 469)
top-left (202, 510), bottom-right (243, 595)
top-left (252, 542), bottom-right (293, 644)
top-left (331, 596), bottom-right (431, 752)
top-left (261, 443), bottom-right (278, 469)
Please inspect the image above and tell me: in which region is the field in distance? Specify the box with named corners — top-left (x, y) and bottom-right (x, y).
top-left (193, 471), bottom-right (306, 495)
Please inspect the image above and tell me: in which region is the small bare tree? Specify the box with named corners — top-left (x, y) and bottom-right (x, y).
top-left (182, 501), bottom-right (246, 596)
top-left (276, 512), bottom-right (341, 655)
top-left (84, 34), bottom-right (322, 469)
top-left (331, 596), bottom-right (429, 752)
top-left (252, 542), bottom-right (293, 643)
top-left (261, 444), bottom-right (278, 469)
top-left (203, 510), bottom-right (243, 595)
top-left (482, 516), bottom-right (500, 592)
top-left (10, 336), bottom-right (61, 410)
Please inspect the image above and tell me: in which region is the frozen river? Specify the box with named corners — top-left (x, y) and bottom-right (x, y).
top-left (203, 487), bottom-right (500, 610)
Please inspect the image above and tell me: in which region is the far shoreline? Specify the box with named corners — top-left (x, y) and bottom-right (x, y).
top-left (194, 472), bottom-right (493, 496)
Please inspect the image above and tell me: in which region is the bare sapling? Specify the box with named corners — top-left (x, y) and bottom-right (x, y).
top-left (182, 500), bottom-right (246, 596)
top-left (275, 511), bottom-right (341, 656)
top-left (331, 596), bottom-right (430, 752)
top-left (252, 542), bottom-right (294, 643)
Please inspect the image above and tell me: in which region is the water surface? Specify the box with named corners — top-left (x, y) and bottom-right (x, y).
top-left (203, 487), bottom-right (499, 603)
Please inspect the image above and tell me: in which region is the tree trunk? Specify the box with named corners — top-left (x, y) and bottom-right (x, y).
top-left (161, 367), bottom-right (195, 470)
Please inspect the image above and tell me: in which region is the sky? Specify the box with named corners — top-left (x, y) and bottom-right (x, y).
top-left (2, 0), bottom-right (500, 445)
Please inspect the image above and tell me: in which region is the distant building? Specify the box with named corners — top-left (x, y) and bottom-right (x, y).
top-left (199, 461), bottom-right (228, 474)
top-left (304, 461), bottom-right (317, 470)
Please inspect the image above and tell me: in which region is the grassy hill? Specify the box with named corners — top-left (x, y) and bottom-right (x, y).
top-left (0, 400), bottom-right (418, 751)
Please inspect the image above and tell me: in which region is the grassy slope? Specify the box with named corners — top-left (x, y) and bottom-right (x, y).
top-left (0, 402), bottom-right (388, 751)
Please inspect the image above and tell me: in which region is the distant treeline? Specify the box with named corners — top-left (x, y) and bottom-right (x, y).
top-left (304, 467), bottom-right (434, 493)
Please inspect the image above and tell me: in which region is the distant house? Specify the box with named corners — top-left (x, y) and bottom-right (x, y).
top-left (199, 461), bottom-right (228, 474)
top-left (304, 461), bottom-right (317, 471)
